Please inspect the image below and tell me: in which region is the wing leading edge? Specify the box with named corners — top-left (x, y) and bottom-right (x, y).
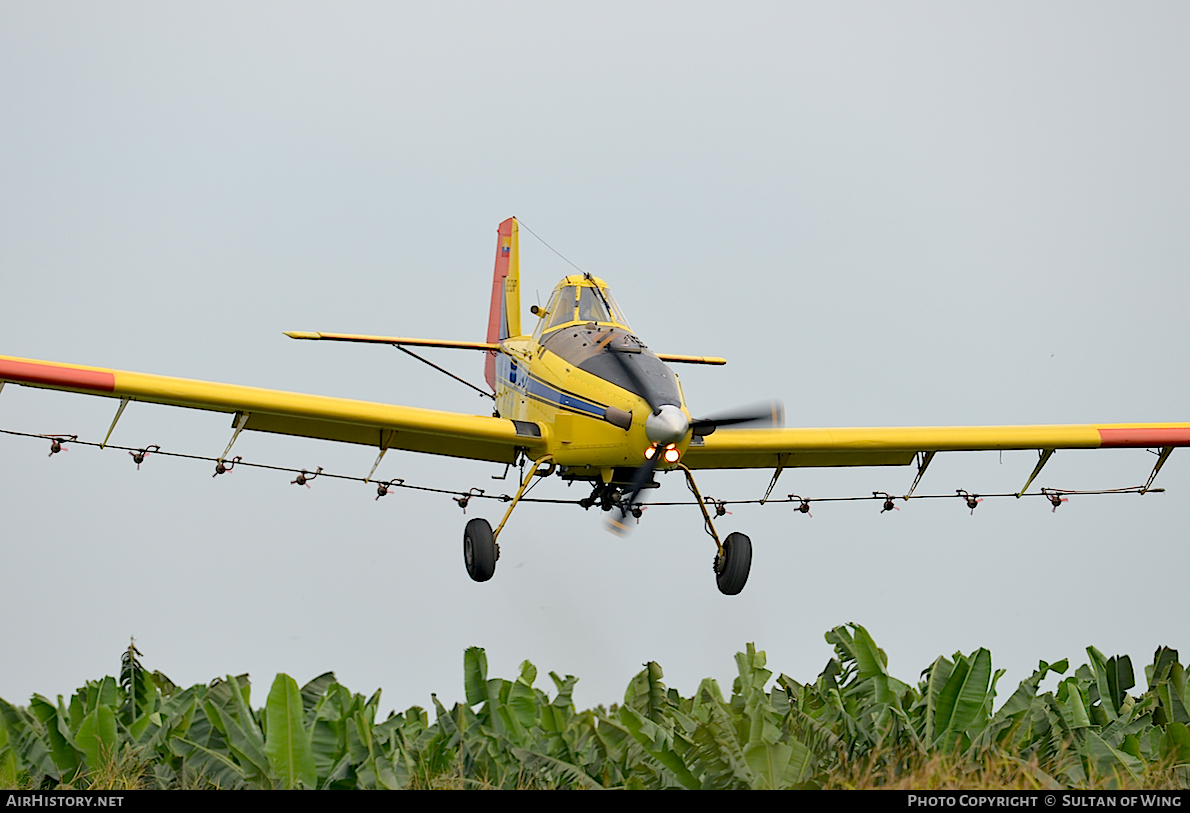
top-left (682, 424), bottom-right (1190, 470)
top-left (0, 354), bottom-right (545, 464)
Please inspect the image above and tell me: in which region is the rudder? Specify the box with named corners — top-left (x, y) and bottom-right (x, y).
top-left (485, 217), bottom-right (521, 390)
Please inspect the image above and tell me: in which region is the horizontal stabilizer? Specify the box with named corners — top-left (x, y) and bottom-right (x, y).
top-left (285, 332), bottom-right (498, 352)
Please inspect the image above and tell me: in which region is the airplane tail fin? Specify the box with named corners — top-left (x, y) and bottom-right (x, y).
top-left (485, 217), bottom-right (521, 390)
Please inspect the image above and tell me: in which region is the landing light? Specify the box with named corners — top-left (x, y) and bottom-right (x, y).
top-left (645, 444), bottom-right (681, 463)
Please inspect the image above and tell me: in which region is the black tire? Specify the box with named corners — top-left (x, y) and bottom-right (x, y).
top-left (715, 532), bottom-right (752, 595)
top-left (463, 518), bottom-right (497, 582)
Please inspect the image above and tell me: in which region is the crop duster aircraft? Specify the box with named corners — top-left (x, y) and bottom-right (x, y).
top-left (3, 217), bottom-right (1189, 595)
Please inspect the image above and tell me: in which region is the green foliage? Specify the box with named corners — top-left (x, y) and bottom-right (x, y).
top-left (263, 674), bottom-right (317, 789)
top-left (1, 627), bottom-right (1186, 789)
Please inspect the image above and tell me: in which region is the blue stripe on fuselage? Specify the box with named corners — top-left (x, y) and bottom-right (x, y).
top-left (497, 363), bottom-right (609, 420)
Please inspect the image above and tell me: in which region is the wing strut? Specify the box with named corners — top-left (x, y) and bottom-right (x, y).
top-left (759, 454), bottom-right (788, 504)
top-left (904, 451), bottom-right (936, 499)
top-left (366, 429), bottom-right (397, 483)
top-left (1017, 449), bottom-right (1055, 497)
top-left (1142, 446), bottom-right (1175, 494)
top-left (101, 397), bottom-right (131, 448)
top-left (220, 412), bottom-right (251, 463)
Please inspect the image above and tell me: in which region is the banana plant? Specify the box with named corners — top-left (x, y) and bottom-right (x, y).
top-left (1, 631), bottom-right (1187, 790)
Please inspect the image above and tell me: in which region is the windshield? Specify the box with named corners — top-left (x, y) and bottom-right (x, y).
top-left (578, 287), bottom-right (610, 323)
top-left (579, 284), bottom-right (631, 328)
top-left (542, 286), bottom-right (577, 333)
top-left (600, 288), bottom-right (631, 329)
top-left (535, 279), bottom-right (633, 337)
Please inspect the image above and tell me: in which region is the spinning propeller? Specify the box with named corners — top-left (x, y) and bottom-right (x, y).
top-left (601, 340), bottom-right (783, 536)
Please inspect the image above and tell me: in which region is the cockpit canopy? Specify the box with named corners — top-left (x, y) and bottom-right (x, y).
top-left (534, 275), bottom-right (632, 337)
top-left (533, 275), bottom-right (681, 411)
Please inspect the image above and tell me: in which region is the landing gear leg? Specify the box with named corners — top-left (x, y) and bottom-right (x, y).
top-left (678, 464), bottom-right (753, 595)
top-left (461, 455), bottom-right (554, 583)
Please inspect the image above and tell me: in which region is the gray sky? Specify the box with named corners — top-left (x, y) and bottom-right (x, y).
top-left (2, 2), bottom-right (1187, 716)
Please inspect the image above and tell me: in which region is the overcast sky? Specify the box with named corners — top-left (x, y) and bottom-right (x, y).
top-left (1, 2), bottom-right (1187, 716)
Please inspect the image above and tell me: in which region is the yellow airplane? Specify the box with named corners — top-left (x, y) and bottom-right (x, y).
top-left (2, 217), bottom-right (1188, 595)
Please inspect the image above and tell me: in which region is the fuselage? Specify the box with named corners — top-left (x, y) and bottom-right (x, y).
top-left (492, 275), bottom-right (692, 475)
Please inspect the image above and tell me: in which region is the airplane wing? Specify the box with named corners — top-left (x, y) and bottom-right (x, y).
top-left (682, 424), bottom-right (1190, 489)
top-left (0, 354), bottom-right (546, 465)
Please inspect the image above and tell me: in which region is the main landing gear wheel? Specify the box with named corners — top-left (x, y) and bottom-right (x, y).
top-left (463, 518), bottom-right (498, 582)
top-left (715, 532), bottom-right (752, 595)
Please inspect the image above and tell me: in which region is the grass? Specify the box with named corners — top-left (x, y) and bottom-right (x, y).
top-left (823, 748), bottom-right (1187, 791)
